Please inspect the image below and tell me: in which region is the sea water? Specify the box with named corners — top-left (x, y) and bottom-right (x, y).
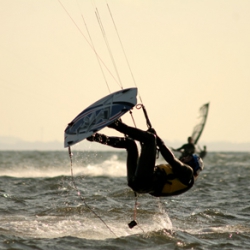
top-left (0, 150), bottom-right (250, 250)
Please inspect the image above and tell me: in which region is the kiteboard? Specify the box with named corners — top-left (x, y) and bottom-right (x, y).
top-left (64, 87), bottom-right (137, 148)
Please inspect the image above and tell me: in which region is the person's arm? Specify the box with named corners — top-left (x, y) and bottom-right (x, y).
top-left (156, 135), bottom-right (193, 184)
top-left (172, 145), bottom-right (184, 152)
top-left (156, 136), bottom-right (181, 166)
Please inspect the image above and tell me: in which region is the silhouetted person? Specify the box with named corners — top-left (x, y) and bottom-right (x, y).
top-left (87, 120), bottom-right (204, 197)
top-left (172, 136), bottom-right (196, 158)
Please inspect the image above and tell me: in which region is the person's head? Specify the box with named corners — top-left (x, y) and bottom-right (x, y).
top-left (187, 136), bottom-right (194, 144)
top-left (180, 154), bottom-right (204, 176)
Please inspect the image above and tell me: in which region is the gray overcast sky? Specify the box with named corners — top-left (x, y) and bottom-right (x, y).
top-left (1, 0), bottom-right (250, 145)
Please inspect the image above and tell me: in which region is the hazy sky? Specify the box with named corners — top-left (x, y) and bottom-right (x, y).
top-left (1, 0), bottom-right (250, 147)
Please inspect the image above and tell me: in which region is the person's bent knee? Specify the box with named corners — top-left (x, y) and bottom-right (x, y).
top-left (125, 138), bottom-right (137, 150)
top-left (145, 131), bottom-right (156, 144)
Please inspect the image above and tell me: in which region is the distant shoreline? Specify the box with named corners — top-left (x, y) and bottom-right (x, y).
top-left (1, 136), bottom-right (250, 152)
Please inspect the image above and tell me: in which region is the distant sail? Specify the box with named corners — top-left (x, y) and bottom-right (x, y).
top-left (191, 103), bottom-right (210, 145)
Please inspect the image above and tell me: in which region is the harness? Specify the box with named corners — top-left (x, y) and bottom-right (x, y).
top-left (150, 164), bottom-right (194, 197)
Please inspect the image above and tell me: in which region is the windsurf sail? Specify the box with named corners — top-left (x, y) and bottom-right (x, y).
top-left (191, 103), bottom-right (210, 145)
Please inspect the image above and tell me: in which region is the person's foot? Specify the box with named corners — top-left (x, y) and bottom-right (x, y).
top-left (107, 118), bottom-right (123, 129)
top-left (87, 133), bottom-right (108, 143)
top-left (86, 134), bottom-right (95, 142)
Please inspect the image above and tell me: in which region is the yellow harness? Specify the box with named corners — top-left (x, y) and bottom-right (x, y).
top-left (153, 164), bottom-right (194, 197)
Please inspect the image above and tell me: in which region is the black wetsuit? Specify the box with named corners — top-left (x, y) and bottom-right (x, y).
top-left (89, 122), bottom-right (194, 197)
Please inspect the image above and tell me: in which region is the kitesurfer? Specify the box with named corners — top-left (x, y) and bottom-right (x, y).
top-left (172, 136), bottom-right (196, 158)
top-left (87, 120), bottom-right (204, 197)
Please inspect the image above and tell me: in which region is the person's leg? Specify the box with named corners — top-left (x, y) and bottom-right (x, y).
top-left (108, 121), bottom-right (157, 192)
top-left (108, 120), bottom-right (154, 143)
top-left (105, 136), bottom-right (140, 182)
top-left (87, 133), bottom-right (138, 184)
top-left (88, 129), bottom-right (156, 193)
top-left (136, 134), bottom-right (156, 179)
top-left (129, 132), bottom-right (156, 193)
top-left (124, 138), bottom-right (139, 184)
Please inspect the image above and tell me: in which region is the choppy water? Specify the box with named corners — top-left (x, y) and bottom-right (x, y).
top-left (0, 150), bottom-right (250, 250)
